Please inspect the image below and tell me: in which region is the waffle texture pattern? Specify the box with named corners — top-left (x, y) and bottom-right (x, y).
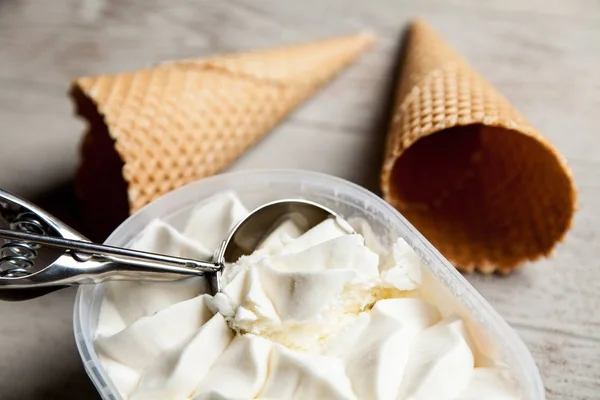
top-left (73, 33), bottom-right (375, 212)
top-left (381, 20), bottom-right (575, 273)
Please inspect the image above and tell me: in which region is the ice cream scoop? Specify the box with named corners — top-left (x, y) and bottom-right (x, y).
top-left (0, 188), bottom-right (340, 299)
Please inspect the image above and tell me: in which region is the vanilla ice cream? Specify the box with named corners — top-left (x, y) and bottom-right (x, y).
top-left (94, 192), bottom-right (521, 400)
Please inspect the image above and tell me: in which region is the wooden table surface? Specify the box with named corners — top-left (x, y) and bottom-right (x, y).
top-left (1, 0), bottom-right (599, 399)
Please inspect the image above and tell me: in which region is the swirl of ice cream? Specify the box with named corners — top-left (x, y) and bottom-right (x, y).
top-left (94, 192), bottom-right (521, 400)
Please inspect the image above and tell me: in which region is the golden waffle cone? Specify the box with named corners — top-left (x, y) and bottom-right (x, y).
top-left (381, 20), bottom-right (576, 273)
top-left (71, 33), bottom-right (375, 240)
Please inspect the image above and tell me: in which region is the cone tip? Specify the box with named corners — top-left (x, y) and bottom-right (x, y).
top-left (327, 31), bottom-right (377, 53)
top-left (353, 31), bottom-right (378, 45)
top-left (409, 17), bottom-right (431, 27)
top-left (408, 17), bottom-right (437, 34)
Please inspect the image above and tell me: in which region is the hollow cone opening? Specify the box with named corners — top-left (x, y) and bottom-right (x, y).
top-left (389, 124), bottom-right (575, 271)
top-left (72, 87), bottom-right (130, 242)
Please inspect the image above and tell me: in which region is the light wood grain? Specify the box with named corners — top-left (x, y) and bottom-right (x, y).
top-left (0, 0), bottom-right (599, 399)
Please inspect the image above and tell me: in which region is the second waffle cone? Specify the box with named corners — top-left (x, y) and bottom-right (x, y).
top-left (381, 20), bottom-right (576, 273)
top-left (71, 33), bottom-right (375, 240)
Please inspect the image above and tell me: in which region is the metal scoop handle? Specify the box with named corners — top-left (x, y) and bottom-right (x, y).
top-left (0, 229), bottom-right (220, 274)
top-left (0, 188), bottom-right (223, 299)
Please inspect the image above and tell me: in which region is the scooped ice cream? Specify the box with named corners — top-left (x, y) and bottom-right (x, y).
top-left (94, 192), bottom-right (521, 400)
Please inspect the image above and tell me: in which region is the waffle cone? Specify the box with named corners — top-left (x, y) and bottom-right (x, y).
top-left (381, 20), bottom-right (576, 273)
top-left (71, 33), bottom-right (375, 240)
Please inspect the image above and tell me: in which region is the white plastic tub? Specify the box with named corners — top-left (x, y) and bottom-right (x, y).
top-left (73, 169), bottom-right (544, 399)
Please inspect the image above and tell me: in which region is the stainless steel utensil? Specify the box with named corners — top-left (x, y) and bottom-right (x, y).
top-left (0, 188), bottom-right (339, 299)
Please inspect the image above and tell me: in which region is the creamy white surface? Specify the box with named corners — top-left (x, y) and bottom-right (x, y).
top-left (95, 192), bottom-right (521, 400)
